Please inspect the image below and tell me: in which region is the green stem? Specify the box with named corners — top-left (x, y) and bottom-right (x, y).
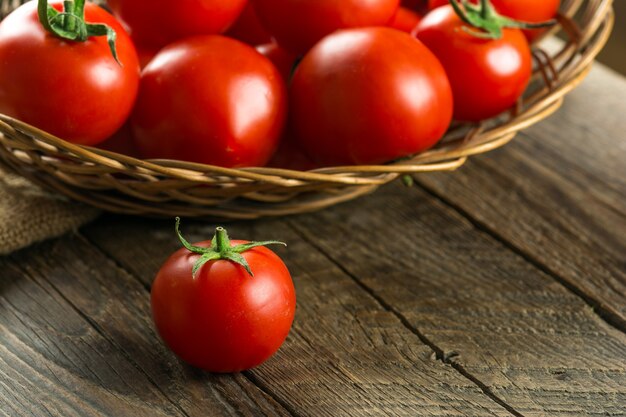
top-left (480, 0), bottom-right (488, 20)
top-left (37, 0), bottom-right (53, 32)
top-left (175, 218), bottom-right (287, 277)
top-left (214, 227), bottom-right (231, 252)
top-left (73, 0), bottom-right (85, 18)
top-left (36, 0), bottom-right (121, 64)
top-left (64, 1), bottom-right (74, 32)
top-left (448, 0), bottom-right (556, 39)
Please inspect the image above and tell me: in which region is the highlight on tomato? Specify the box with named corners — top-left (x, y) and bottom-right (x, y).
top-left (290, 27), bottom-right (453, 166)
top-left (131, 36), bottom-right (287, 168)
top-left (151, 218), bottom-right (296, 373)
top-left (0, 0), bottom-right (139, 146)
top-left (250, 0), bottom-right (401, 54)
top-left (415, 1), bottom-right (548, 121)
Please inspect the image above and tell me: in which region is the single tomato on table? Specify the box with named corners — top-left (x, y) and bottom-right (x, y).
top-left (250, 0), bottom-right (401, 54)
top-left (131, 36), bottom-right (287, 168)
top-left (0, 0), bottom-right (139, 146)
top-left (107, 0), bottom-right (247, 49)
top-left (290, 27), bottom-right (453, 166)
top-left (152, 219), bottom-right (296, 373)
top-left (415, 3), bottom-right (532, 121)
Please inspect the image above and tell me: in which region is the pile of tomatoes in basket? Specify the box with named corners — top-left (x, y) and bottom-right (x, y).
top-left (0, 0), bottom-right (560, 169)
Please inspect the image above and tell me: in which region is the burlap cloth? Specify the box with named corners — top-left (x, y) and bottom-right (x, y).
top-left (0, 170), bottom-right (100, 254)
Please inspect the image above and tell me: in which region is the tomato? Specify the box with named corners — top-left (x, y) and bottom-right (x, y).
top-left (226, 3), bottom-right (272, 45)
top-left (256, 43), bottom-right (298, 81)
top-left (416, 5), bottom-right (532, 121)
top-left (131, 36), bottom-right (287, 168)
top-left (389, 7), bottom-right (422, 33)
top-left (152, 220), bottom-right (296, 373)
top-left (107, 0), bottom-right (247, 49)
top-left (427, 0), bottom-right (560, 41)
top-left (0, 1), bottom-right (139, 146)
top-left (250, 0), bottom-right (400, 54)
top-left (291, 27), bottom-right (452, 166)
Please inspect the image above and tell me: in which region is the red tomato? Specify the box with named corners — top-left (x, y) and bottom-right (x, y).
top-left (0, 1), bottom-right (139, 146)
top-left (389, 7), bottom-right (422, 33)
top-left (427, 0), bottom-right (560, 41)
top-left (226, 3), bottom-right (272, 45)
top-left (416, 5), bottom-right (531, 121)
top-left (256, 43), bottom-right (298, 81)
top-left (250, 0), bottom-right (401, 54)
top-left (107, 0), bottom-right (247, 49)
top-left (152, 221), bottom-right (296, 373)
top-left (291, 27), bottom-right (452, 166)
top-left (131, 36), bottom-right (287, 168)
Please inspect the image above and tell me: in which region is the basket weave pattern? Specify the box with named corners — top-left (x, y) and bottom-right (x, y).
top-left (0, 0), bottom-right (614, 219)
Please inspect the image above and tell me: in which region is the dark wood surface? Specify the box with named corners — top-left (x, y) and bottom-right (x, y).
top-left (1, 63), bottom-right (625, 417)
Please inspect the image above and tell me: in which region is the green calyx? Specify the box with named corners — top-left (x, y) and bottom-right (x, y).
top-left (175, 217), bottom-right (287, 277)
top-left (37, 0), bottom-right (121, 64)
top-left (449, 0), bottom-right (556, 39)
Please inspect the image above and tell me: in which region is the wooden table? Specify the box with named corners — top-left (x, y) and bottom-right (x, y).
top-left (1, 62), bottom-right (625, 417)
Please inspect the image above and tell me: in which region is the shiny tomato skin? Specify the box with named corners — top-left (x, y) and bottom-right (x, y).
top-left (227, 3), bottom-right (273, 45)
top-left (131, 36), bottom-right (287, 168)
top-left (291, 27), bottom-right (453, 166)
top-left (107, 0), bottom-right (247, 49)
top-left (0, 1), bottom-right (139, 146)
top-left (427, 0), bottom-right (560, 41)
top-left (250, 0), bottom-right (401, 54)
top-left (416, 5), bottom-right (532, 122)
top-left (389, 7), bottom-right (422, 33)
top-left (152, 240), bottom-right (296, 373)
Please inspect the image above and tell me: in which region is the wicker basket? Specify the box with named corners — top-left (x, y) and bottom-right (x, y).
top-left (0, 0), bottom-right (614, 219)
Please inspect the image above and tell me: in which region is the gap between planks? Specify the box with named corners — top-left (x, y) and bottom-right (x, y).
top-left (285, 220), bottom-right (525, 417)
top-left (413, 180), bottom-right (626, 335)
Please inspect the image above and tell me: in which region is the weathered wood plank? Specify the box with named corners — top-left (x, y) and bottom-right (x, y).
top-left (415, 64), bottom-right (626, 329)
top-left (1, 239), bottom-right (293, 417)
top-left (287, 182), bottom-right (626, 416)
top-left (0, 259), bottom-right (180, 417)
top-left (83, 217), bottom-right (512, 417)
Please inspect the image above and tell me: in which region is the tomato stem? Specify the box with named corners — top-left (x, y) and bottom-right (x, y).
top-left (175, 218), bottom-right (287, 277)
top-left (448, 0), bottom-right (556, 39)
top-left (214, 227), bottom-right (231, 253)
top-left (480, 0), bottom-right (488, 20)
top-left (36, 0), bottom-right (122, 64)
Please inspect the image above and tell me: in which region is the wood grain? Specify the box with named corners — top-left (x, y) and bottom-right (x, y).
top-left (83, 217), bottom-right (511, 417)
top-left (286, 182), bottom-right (626, 416)
top-left (0, 239), bottom-right (293, 417)
top-left (415, 64), bottom-right (626, 329)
